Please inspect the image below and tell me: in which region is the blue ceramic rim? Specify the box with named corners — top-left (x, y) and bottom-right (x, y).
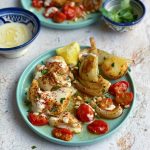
top-left (16, 46), bottom-right (136, 146)
top-left (102, 0), bottom-right (146, 27)
top-left (0, 7), bottom-right (40, 51)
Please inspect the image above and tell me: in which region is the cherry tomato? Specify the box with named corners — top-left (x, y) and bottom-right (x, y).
top-left (74, 6), bottom-right (84, 18)
top-left (62, 5), bottom-right (76, 20)
top-left (28, 113), bottom-right (48, 126)
top-left (43, 7), bottom-right (58, 18)
top-left (99, 98), bottom-right (113, 109)
top-left (44, 1), bottom-right (56, 8)
top-left (76, 103), bottom-right (94, 122)
top-left (115, 92), bottom-right (133, 106)
top-left (87, 120), bottom-right (109, 134)
top-left (52, 128), bottom-right (73, 141)
top-left (109, 81), bottom-right (129, 96)
top-left (53, 11), bottom-right (66, 23)
top-left (32, 0), bottom-right (43, 9)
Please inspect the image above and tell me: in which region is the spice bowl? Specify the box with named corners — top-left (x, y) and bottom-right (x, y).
top-left (101, 0), bottom-right (145, 32)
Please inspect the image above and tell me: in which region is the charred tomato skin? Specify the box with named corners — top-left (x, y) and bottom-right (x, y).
top-left (53, 11), bottom-right (66, 23)
top-left (52, 128), bottom-right (73, 141)
top-left (76, 103), bottom-right (94, 122)
top-left (109, 81), bottom-right (129, 96)
top-left (115, 92), bottom-right (133, 106)
top-left (32, 0), bottom-right (43, 9)
top-left (62, 5), bottom-right (76, 20)
top-left (28, 113), bottom-right (49, 126)
top-left (87, 120), bottom-right (109, 134)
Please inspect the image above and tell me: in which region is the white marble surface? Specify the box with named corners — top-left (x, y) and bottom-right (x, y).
top-left (0, 0), bottom-right (150, 150)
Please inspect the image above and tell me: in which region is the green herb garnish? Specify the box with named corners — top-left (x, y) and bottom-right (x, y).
top-left (93, 105), bottom-right (97, 110)
top-left (118, 71), bottom-right (121, 75)
top-left (24, 100), bottom-right (31, 106)
top-left (41, 61), bottom-right (45, 65)
top-left (25, 100), bottom-right (32, 112)
top-left (101, 0), bottom-right (138, 23)
top-left (111, 62), bottom-right (115, 67)
top-left (128, 67), bottom-right (131, 72)
top-left (51, 106), bottom-right (57, 112)
top-left (104, 93), bottom-right (111, 98)
top-left (31, 146), bottom-right (37, 149)
top-left (51, 86), bottom-right (60, 91)
top-left (41, 69), bottom-right (48, 75)
top-left (76, 62), bottom-right (80, 69)
top-left (85, 98), bottom-right (92, 104)
top-left (60, 98), bottom-right (65, 103)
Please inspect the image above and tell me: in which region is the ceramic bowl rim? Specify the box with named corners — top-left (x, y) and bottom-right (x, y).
top-left (0, 7), bottom-right (40, 51)
top-left (102, 0), bottom-right (146, 27)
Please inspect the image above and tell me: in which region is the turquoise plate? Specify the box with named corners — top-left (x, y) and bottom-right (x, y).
top-left (21, 0), bottom-right (100, 29)
top-left (16, 46), bottom-right (135, 146)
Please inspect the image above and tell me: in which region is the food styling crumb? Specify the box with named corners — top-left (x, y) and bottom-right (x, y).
top-left (117, 132), bottom-right (135, 150)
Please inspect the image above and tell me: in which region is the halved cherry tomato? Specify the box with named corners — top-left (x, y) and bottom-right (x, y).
top-left (109, 81), bottom-right (129, 96)
top-left (99, 98), bottom-right (113, 109)
top-left (28, 113), bottom-right (48, 126)
top-left (53, 11), bottom-right (66, 23)
top-left (76, 103), bottom-right (94, 122)
top-left (32, 0), bottom-right (43, 9)
top-left (87, 120), bottom-right (109, 134)
top-left (62, 5), bottom-right (76, 20)
top-left (74, 6), bottom-right (84, 18)
top-left (52, 128), bottom-right (73, 141)
top-left (44, 1), bottom-right (56, 8)
top-left (115, 92), bottom-right (133, 106)
top-left (43, 7), bottom-right (58, 18)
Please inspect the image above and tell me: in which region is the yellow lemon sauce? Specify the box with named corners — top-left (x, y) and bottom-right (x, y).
top-left (0, 23), bottom-right (32, 48)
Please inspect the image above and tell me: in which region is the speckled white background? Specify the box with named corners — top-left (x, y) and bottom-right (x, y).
top-left (0, 0), bottom-right (150, 150)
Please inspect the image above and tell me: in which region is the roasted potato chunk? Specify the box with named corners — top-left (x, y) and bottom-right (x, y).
top-left (101, 56), bottom-right (129, 79)
top-left (97, 49), bottom-right (113, 65)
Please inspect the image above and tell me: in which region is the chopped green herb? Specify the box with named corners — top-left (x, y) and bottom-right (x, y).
top-left (95, 114), bottom-right (101, 119)
top-left (76, 61), bottom-right (80, 68)
top-left (128, 67), bottom-right (131, 72)
top-left (27, 109), bottom-right (31, 112)
top-left (104, 93), bottom-right (111, 98)
top-left (85, 98), bottom-right (92, 104)
top-left (31, 146), bottom-right (37, 149)
top-left (41, 61), bottom-right (45, 65)
top-left (25, 92), bottom-right (27, 95)
top-left (41, 69), bottom-right (48, 75)
top-left (111, 62), bottom-right (115, 67)
top-left (74, 92), bottom-right (79, 97)
top-left (66, 76), bottom-right (70, 80)
top-left (51, 106), bottom-right (57, 112)
top-left (119, 71), bottom-right (122, 75)
top-left (60, 98), bottom-right (65, 103)
top-left (51, 86), bottom-right (60, 91)
top-left (24, 100), bottom-right (31, 106)
top-left (93, 105), bottom-right (97, 110)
